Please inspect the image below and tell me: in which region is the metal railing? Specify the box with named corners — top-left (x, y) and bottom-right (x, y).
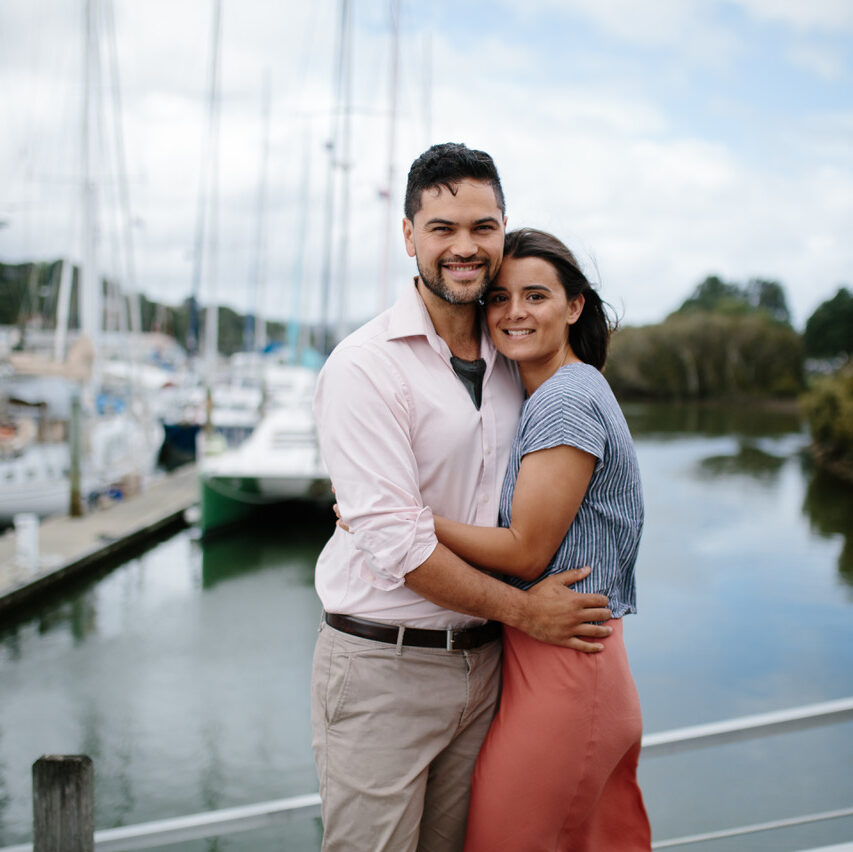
top-left (2, 696), bottom-right (852, 852)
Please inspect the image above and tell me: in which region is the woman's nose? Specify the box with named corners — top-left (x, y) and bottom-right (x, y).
top-left (506, 297), bottom-right (528, 319)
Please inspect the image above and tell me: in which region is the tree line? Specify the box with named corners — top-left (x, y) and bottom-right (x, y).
top-left (604, 274), bottom-right (852, 400)
top-left (0, 260), bottom-right (295, 356)
top-left (601, 274), bottom-right (853, 480)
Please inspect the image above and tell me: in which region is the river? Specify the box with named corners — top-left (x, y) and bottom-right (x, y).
top-left (1, 403), bottom-right (852, 851)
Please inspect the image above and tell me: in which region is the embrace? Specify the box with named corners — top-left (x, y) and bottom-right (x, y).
top-left (311, 142), bottom-right (652, 851)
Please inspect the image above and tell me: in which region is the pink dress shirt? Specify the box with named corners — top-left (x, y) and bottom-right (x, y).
top-left (313, 281), bottom-right (524, 628)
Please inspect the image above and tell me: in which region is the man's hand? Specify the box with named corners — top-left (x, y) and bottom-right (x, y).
top-left (332, 500), bottom-right (350, 532)
top-left (517, 567), bottom-right (612, 652)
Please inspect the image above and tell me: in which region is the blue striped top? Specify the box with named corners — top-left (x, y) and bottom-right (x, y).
top-left (498, 363), bottom-right (643, 617)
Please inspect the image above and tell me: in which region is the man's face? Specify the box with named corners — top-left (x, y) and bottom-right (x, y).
top-left (402, 179), bottom-right (506, 305)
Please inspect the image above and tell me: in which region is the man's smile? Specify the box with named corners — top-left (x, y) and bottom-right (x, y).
top-left (441, 261), bottom-right (485, 281)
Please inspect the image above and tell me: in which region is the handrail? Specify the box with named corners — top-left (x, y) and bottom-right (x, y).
top-left (640, 695), bottom-right (853, 757)
top-left (651, 806), bottom-right (853, 848)
top-left (1, 800), bottom-right (848, 852)
top-left (0, 795), bottom-right (322, 852)
top-left (94, 793), bottom-right (321, 851)
top-left (1, 697), bottom-right (851, 852)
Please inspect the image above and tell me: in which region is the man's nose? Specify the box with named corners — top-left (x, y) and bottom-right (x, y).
top-left (450, 230), bottom-right (477, 258)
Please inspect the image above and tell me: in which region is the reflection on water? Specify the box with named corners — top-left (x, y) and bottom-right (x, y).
top-left (624, 400), bottom-right (803, 438)
top-left (802, 464), bottom-right (853, 585)
top-left (627, 401), bottom-right (852, 587)
top-left (201, 505), bottom-right (332, 589)
top-left (698, 443), bottom-right (788, 480)
top-left (0, 519), bottom-right (331, 851)
top-left (0, 403), bottom-right (851, 850)
top-left (624, 403), bottom-right (853, 849)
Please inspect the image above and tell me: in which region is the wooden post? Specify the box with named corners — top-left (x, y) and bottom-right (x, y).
top-left (32, 755), bottom-right (94, 852)
top-left (69, 392), bottom-right (84, 517)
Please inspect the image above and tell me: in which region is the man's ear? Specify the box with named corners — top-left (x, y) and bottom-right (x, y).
top-left (403, 217), bottom-right (416, 258)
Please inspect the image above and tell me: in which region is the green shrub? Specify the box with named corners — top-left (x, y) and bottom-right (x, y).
top-left (800, 365), bottom-right (853, 468)
top-left (606, 313), bottom-right (803, 399)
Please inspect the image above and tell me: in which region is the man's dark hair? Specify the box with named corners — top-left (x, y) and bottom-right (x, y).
top-left (404, 143), bottom-right (505, 221)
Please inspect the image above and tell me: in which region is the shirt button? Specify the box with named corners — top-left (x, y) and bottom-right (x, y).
top-left (482, 495), bottom-right (489, 503)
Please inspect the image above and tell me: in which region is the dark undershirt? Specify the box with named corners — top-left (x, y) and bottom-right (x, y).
top-left (450, 355), bottom-right (486, 410)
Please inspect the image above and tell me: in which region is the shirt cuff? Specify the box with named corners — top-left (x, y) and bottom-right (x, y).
top-left (355, 505), bottom-right (438, 591)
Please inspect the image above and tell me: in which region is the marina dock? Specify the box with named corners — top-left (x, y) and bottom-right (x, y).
top-left (0, 464), bottom-right (198, 616)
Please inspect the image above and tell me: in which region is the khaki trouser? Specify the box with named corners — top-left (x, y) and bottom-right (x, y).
top-left (311, 620), bottom-right (502, 852)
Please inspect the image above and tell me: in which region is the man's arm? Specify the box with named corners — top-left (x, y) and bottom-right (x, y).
top-left (405, 543), bottom-right (612, 651)
top-left (433, 444), bottom-right (596, 582)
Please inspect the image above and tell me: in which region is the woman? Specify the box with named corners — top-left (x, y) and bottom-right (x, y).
top-left (434, 228), bottom-right (651, 851)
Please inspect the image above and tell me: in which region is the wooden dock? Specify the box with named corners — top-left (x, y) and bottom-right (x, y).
top-left (0, 465), bottom-right (199, 616)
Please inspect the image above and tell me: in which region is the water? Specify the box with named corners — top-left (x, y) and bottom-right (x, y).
top-left (1, 403), bottom-right (852, 851)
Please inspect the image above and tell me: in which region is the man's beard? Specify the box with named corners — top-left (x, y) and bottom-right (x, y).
top-left (416, 258), bottom-right (495, 305)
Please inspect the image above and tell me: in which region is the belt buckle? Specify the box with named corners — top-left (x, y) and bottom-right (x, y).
top-left (446, 628), bottom-right (459, 651)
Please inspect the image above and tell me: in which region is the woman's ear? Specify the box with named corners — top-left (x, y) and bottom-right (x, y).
top-left (567, 293), bottom-right (585, 325)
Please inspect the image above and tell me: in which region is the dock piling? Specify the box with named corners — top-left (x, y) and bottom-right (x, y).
top-left (32, 755), bottom-right (94, 852)
top-left (13, 514), bottom-right (39, 577)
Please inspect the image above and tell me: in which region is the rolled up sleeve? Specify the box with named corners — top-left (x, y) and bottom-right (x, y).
top-left (314, 346), bottom-right (438, 590)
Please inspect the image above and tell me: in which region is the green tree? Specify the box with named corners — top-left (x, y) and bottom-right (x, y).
top-left (803, 287), bottom-right (853, 359)
top-left (746, 278), bottom-right (791, 325)
top-left (674, 275), bottom-right (748, 316)
top-left (606, 313), bottom-right (803, 400)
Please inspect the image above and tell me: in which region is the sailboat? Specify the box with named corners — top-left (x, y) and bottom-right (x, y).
top-left (0, 0), bottom-right (163, 525)
top-left (198, 362), bottom-right (329, 535)
top-left (0, 331), bottom-right (163, 525)
top-left (197, 0), bottom-right (407, 536)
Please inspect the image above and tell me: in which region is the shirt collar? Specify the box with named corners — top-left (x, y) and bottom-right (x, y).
top-left (386, 278), bottom-right (498, 371)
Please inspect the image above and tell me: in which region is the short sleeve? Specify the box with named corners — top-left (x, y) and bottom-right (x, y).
top-left (517, 368), bottom-right (606, 461)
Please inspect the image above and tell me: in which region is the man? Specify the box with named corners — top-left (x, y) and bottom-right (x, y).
top-left (311, 143), bottom-right (612, 852)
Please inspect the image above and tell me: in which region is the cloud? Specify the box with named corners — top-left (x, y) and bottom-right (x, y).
top-left (0, 0), bottom-right (850, 337)
top-left (788, 42), bottom-right (845, 81)
top-left (730, 0), bottom-right (853, 33)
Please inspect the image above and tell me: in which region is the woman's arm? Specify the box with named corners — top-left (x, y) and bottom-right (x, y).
top-left (434, 444), bottom-right (596, 582)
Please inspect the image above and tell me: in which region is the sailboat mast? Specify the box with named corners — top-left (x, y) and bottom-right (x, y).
top-left (103, 0), bottom-right (142, 340)
top-left (189, 0), bottom-right (223, 368)
top-left (247, 71), bottom-right (271, 355)
top-left (291, 130), bottom-right (312, 364)
top-left (80, 0), bottom-right (101, 354)
top-left (202, 0), bottom-right (223, 381)
top-left (334, 1), bottom-right (354, 345)
top-left (319, 0), bottom-right (351, 355)
top-left (378, 0), bottom-right (400, 314)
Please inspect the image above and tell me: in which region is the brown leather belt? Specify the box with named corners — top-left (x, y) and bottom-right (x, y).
top-left (324, 612), bottom-right (501, 651)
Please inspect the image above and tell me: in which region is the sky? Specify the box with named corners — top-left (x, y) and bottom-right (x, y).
top-left (0, 0), bottom-right (851, 335)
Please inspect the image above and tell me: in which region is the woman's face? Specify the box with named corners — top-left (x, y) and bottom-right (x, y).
top-left (485, 255), bottom-right (583, 365)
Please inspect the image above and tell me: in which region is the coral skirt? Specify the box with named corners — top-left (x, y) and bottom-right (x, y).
top-left (464, 619), bottom-right (651, 851)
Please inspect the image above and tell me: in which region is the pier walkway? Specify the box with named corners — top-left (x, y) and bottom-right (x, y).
top-left (0, 465), bottom-right (198, 615)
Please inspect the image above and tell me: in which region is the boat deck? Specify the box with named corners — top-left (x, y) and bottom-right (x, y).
top-left (0, 464), bottom-right (199, 616)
